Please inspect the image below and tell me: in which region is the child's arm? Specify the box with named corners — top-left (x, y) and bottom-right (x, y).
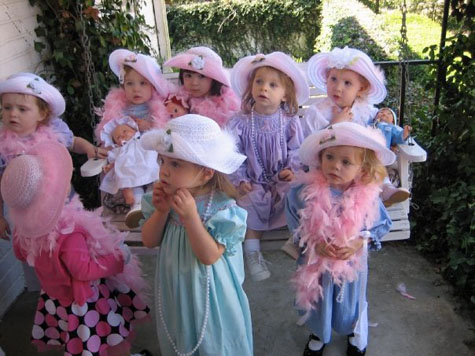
top-left (172, 188), bottom-right (225, 265)
top-left (0, 174), bottom-right (10, 240)
top-left (141, 182), bottom-right (171, 248)
top-left (71, 136), bottom-right (108, 159)
top-left (280, 116), bottom-right (304, 180)
top-left (133, 117), bottom-right (154, 132)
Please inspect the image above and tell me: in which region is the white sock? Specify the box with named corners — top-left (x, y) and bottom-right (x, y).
top-left (244, 239), bottom-right (260, 255)
top-left (308, 336), bottom-right (324, 351)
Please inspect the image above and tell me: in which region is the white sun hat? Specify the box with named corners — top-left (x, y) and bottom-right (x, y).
top-left (299, 121), bottom-right (396, 167)
top-left (231, 52), bottom-right (309, 105)
top-left (140, 114), bottom-right (246, 174)
top-left (307, 46), bottom-right (387, 104)
top-left (109, 48), bottom-right (169, 97)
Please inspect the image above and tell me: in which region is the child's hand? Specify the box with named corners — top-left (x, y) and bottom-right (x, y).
top-left (152, 182), bottom-right (172, 213)
top-left (239, 181), bottom-right (252, 195)
top-left (334, 238), bottom-right (364, 260)
top-left (331, 106), bottom-right (353, 124)
top-left (278, 168), bottom-right (294, 182)
top-left (171, 188), bottom-right (198, 223)
top-left (315, 242), bottom-right (339, 258)
top-left (103, 163), bottom-right (114, 174)
top-left (0, 216), bottom-right (10, 240)
top-left (133, 117), bottom-right (153, 132)
top-left (403, 125), bottom-right (412, 140)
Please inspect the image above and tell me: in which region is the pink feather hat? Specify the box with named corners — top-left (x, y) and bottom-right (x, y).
top-left (0, 72), bottom-right (65, 118)
top-left (164, 47), bottom-right (231, 87)
top-left (109, 48), bottom-right (169, 97)
top-left (307, 46), bottom-right (387, 104)
top-left (0, 141), bottom-right (73, 238)
top-left (231, 52), bottom-right (309, 105)
top-left (299, 122), bottom-right (396, 167)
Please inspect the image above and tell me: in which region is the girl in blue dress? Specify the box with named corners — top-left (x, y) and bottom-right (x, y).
top-left (140, 114), bottom-right (253, 356)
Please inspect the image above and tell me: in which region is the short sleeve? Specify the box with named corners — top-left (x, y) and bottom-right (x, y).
top-left (50, 118), bottom-right (74, 149)
top-left (205, 204), bottom-right (247, 256)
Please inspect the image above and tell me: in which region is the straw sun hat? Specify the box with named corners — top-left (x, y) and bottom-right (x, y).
top-left (299, 122), bottom-right (396, 168)
top-left (1, 141), bottom-right (73, 238)
top-left (140, 114), bottom-right (246, 174)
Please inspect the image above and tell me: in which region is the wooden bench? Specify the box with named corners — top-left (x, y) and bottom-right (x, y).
top-left (101, 69), bottom-right (427, 252)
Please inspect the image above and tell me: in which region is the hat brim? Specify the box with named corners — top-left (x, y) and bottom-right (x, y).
top-left (6, 141), bottom-right (73, 238)
top-left (164, 54), bottom-right (231, 87)
top-left (299, 122), bottom-right (395, 167)
top-left (231, 52), bottom-right (309, 105)
top-left (109, 49), bottom-right (169, 98)
top-left (307, 50), bottom-right (387, 104)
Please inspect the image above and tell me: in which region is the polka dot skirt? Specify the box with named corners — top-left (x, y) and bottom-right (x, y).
top-left (31, 278), bottom-right (150, 356)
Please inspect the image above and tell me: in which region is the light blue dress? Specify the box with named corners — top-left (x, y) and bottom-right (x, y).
top-left (142, 191), bottom-right (253, 356)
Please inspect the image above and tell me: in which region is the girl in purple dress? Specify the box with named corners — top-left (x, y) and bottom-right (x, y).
top-left (228, 52), bottom-right (309, 281)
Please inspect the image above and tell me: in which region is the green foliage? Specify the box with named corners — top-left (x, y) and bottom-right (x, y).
top-left (29, 0), bottom-right (154, 208)
top-left (167, 0), bottom-right (322, 66)
top-left (411, 0), bottom-right (474, 305)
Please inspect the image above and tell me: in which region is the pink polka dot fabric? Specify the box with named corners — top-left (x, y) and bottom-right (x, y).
top-left (30, 279), bottom-right (149, 355)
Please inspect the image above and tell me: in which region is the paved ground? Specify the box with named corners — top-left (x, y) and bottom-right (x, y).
top-left (1, 242), bottom-right (474, 356)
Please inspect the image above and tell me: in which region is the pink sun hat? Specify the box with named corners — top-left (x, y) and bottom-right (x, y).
top-left (109, 48), bottom-right (170, 98)
top-left (164, 46), bottom-right (231, 87)
top-left (0, 72), bottom-right (65, 118)
top-left (231, 52), bottom-right (309, 105)
top-left (307, 46), bottom-right (387, 104)
top-left (299, 121), bottom-right (395, 167)
top-left (1, 141), bottom-right (73, 238)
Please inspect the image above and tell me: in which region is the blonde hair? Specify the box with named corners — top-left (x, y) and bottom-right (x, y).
top-left (203, 171), bottom-right (239, 200)
top-left (356, 147), bottom-right (387, 185)
top-left (241, 66), bottom-right (299, 116)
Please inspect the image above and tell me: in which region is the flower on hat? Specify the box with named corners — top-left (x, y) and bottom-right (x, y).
top-left (26, 78), bottom-right (42, 95)
top-left (327, 46), bottom-right (358, 70)
top-left (155, 129), bottom-right (173, 153)
top-left (319, 129), bottom-right (336, 145)
top-left (251, 54), bottom-right (266, 64)
top-left (124, 54), bottom-right (138, 63)
top-left (189, 55), bottom-right (205, 71)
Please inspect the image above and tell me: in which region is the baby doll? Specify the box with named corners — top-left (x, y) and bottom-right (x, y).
top-left (164, 46), bottom-right (240, 127)
top-left (100, 117), bottom-right (159, 228)
top-left (95, 48), bottom-right (170, 142)
top-left (1, 141), bottom-right (150, 355)
top-left (164, 93), bottom-right (189, 119)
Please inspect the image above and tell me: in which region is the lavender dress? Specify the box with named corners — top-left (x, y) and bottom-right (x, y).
top-left (228, 109), bottom-right (304, 230)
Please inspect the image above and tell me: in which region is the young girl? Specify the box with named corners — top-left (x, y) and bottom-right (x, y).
top-left (302, 46), bottom-right (386, 136)
top-left (285, 122), bottom-right (394, 356)
top-left (1, 141), bottom-right (150, 355)
top-left (100, 117), bottom-right (159, 228)
top-left (164, 46), bottom-right (240, 127)
top-left (228, 51), bottom-right (309, 281)
top-left (140, 114), bottom-right (253, 356)
top-left (0, 72), bottom-right (105, 240)
top-left (95, 48), bottom-right (170, 142)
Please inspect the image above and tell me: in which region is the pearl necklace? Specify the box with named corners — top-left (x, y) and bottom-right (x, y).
top-left (250, 108), bottom-right (285, 182)
top-left (156, 188), bottom-right (215, 356)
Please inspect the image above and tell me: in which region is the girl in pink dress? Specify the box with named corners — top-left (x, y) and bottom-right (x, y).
top-left (1, 141), bottom-right (150, 356)
top-left (164, 46), bottom-right (240, 127)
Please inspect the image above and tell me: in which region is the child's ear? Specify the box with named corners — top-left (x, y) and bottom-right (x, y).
top-left (202, 168), bottom-right (215, 182)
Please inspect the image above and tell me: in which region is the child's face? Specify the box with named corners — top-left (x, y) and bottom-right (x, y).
top-left (376, 108), bottom-right (395, 124)
top-left (158, 155), bottom-right (207, 195)
top-left (320, 145), bottom-right (363, 190)
top-left (182, 71), bottom-right (213, 98)
top-left (1, 93), bottom-right (48, 136)
top-left (166, 102), bottom-right (188, 119)
top-left (112, 124), bottom-right (136, 146)
top-left (123, 69), bottom-right (154, 105)
top-left (251, 67), bottom-right (287, 115)
top-left (326, 68), bottom-right (368, 109)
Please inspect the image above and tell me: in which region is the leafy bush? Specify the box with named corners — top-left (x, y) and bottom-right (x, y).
top-left (411, 0), bottom-right (474, 305)
top-left (29, 0), bottom-right (154, 208)
top-left (167, 0), bottom-right (322, 66)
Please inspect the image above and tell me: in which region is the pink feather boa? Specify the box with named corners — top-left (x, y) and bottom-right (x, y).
top-left (187, 86), bottom-right (241, 127)
top-left (0, 125), bottom-right (65, 165)
top-left (293, 170), bottom-right (380, 312)
top-left (14, 195), bottom-right (148, 298)
top-left (95, 87), bottom-right (170, 142)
